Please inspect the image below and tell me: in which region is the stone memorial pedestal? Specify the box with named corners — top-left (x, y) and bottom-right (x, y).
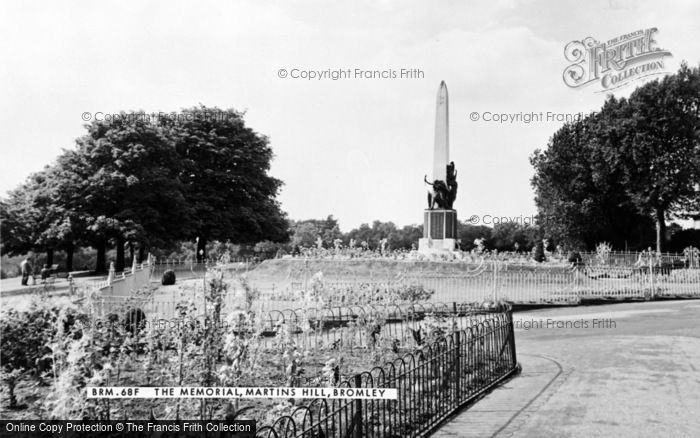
top-left (418, 209), bottom-right (458, 254)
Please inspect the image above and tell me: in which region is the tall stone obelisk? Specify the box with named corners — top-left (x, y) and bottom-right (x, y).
top-left (419, 81), bottom-right (458, 255)
top-left (432, 81), bottom-right (449, 183)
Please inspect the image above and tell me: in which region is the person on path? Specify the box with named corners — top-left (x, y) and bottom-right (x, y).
top-left (40, 264), bottom-right (51, 280)
top-left (20, 257), bottom-right (33, 286)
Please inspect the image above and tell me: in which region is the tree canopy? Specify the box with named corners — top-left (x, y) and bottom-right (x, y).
top-left (1, 106), bottom-right (289, 271)
top-left (531, 63), bottom-right (700, 251)
top-left (166, 107), bottom-right (288, 260)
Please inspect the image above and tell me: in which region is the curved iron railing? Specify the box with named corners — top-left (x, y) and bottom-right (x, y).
top-left (256, 306), bottom-right (517, 437)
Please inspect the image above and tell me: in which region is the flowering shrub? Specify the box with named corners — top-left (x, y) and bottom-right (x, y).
top-left (288, 276), bottom-right (435, 307)
top-left (595, 242), bottom-right (613, 266)
top-left (321, 358), bottom-right (341, 387)
top-left (0, 301), bottom-right (85, 408)
top-left (1, 255), bottom-right (516, 429)
top-left (421, 312), bottom-right (457, 344)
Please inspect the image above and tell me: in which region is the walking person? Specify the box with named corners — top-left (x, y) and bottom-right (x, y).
top-left (20, 257), bottom-right (33, 286)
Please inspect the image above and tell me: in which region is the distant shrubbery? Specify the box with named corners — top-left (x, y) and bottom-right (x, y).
top-left (533, 240), bottom-right (546, 263)
top-left (567, 251), bottom-right (583, 267)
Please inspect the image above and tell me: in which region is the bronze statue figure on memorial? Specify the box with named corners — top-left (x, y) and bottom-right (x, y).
top-left (424, 161), bottom-right (457, 210)
top-left (446, 161), bottom-right (458, 207)
top-left (424, 175), bottom-right (449, 209)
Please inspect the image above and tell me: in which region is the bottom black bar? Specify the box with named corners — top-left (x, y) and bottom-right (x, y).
top-left (0, 421), bottom-right (255, 438)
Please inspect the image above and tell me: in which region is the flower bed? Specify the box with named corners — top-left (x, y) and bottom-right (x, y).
top-left (1, 263), bottom-right (517, 438)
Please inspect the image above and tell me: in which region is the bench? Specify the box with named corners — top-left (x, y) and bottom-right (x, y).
top-left (39, 264), bottom-right (60, 280)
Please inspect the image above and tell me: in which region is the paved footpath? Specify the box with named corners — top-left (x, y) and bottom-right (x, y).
top-left (434, 299), bottom-right (700, 438)
top-left (0, 274), bottom-right (108, 310)
top-left (436, 354), bottom-right (562, 437)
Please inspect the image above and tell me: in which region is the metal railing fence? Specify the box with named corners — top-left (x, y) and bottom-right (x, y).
top-left (256, 305), bottom-right (517, 438)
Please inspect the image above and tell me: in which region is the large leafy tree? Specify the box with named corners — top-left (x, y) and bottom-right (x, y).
top-left (1, 174), bottom-right (45, 259)
top-left (531, 105), bottom-right (655, 250)
top-left (66, 114), bottom-right (192, 271)
top-left (2, 106), bottom-right (290, 271)
top-left (531, 64), bottom-right (700, 252)
top-left (618, 63), bottom-right (700, 251)
top-left (0, 168), bottom-right (79, 268)
top-left (45, 151), bottom-right (96, 271)
top-left (166, 106), bottom-right (288, 261)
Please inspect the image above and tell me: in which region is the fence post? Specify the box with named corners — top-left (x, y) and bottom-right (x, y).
top-left (303, 263), bottom-right (309, 293)
top-left (649, 252), bottom-right (654, 300)
top-left (107, 262), bottom-right (115, 286)
top-left (492, 260), bottom-right (498, 302)
top-left (353, 374), bottom-right (363, 438)
top-left (510, 310), bottom-right (517, 365)
top-left (455, 330), bottom-right (462, 398)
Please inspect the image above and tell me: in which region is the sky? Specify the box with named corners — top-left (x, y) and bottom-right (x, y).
top-left (1, 0), bottom-right (698, 232)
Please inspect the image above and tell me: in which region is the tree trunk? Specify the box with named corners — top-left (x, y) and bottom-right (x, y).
top-left (66, 242), bottom-right (74, 272)
top-left (196, 237), bottom-right (207, 263)
top-left (655, 207), bottom-right (666, 253)
top-left (116, 236), bottom-right (126, 272)
top-left (138, 244), bottom-right (146, 264)
top-left (96, 239), bottom-right (107, 273)
top-left (128, 242), bottom-right (134, 267)
top-left (46, 249), bottom-right (54, 267)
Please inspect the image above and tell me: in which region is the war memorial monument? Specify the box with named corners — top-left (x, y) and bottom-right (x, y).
top-left (419, 81), bottom-right (459, 255)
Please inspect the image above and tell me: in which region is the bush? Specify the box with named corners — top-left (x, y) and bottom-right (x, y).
top-left (161, 269), bottom-right (176, 285)
top-left (567, 251), bottom-right (584, 267)
top-left (533, 240), bottom-right (546, 263)
top-left (395, 284), bottom-right (435, 302)
top-left (0, 303), bottom-right (85, 407)
top-left (1, 306), bottom-right (58, 375)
